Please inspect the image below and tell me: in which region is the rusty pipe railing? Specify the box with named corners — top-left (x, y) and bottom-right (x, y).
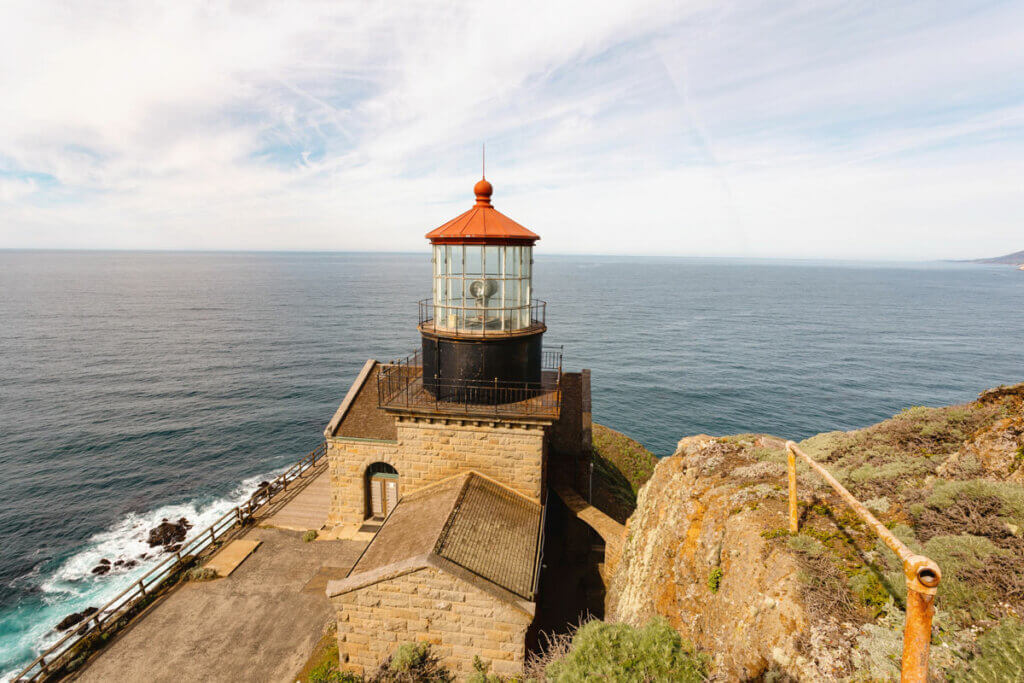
top-left (785, 441), bottom-right (941, 683)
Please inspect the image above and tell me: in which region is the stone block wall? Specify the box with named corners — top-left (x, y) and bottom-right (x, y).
top-left (327, 418), bottom-right (546, 527)
top-left (333, 567), bottom-right (533, 677)
top-left (327, 438), bottom-right (400, 526)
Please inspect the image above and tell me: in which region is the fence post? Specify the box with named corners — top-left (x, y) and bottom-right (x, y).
top-left (900, 555), bottom-right (941, 682)
top-left (901, 587), bottom-right (935, 682)
top-left (787, 443), bottom-right (799, 533)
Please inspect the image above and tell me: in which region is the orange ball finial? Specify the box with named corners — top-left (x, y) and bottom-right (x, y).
top-left (474, 178), bottom-right (493, 206)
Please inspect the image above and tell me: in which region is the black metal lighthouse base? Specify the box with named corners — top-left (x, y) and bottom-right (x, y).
top-left (420, 328), bottom-right (544, 404)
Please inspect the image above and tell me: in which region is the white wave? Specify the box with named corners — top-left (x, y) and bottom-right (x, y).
top-left (0, 468), bottom-right (282, 683)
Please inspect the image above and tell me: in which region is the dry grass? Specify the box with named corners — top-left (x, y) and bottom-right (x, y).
top-left (524, 621), bottom-right (582, 681)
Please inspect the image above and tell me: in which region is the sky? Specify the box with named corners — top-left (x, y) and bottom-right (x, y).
top-left (1, 0), bottom-right (1022, 259)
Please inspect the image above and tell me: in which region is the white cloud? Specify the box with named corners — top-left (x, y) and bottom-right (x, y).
top-left (0, 0), bottom-right (1022, 259)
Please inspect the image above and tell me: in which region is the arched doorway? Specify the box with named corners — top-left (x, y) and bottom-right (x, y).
top-left (364, 462), bottom-right (399, 521)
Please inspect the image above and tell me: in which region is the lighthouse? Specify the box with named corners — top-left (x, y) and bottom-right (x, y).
top-left (323, 173), bottom-right (603, 678)
top-left (420, 177), bottom-right (546, 402)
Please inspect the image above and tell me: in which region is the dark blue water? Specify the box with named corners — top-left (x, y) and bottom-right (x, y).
top-left (1, 250), bottom-right (1022, 677)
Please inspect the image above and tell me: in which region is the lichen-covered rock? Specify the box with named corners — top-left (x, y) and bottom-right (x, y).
top-left (607, 435), bottom-right (849, 680)
top-left (608, 383), bottom-right (1024, 681)
top-left (939, 416), bottom-right (1024, 483)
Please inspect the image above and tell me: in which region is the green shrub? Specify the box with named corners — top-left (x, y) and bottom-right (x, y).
top-left (389, 642), bottom-right (429, 672)
top-left (787, 534), bottom-right (824, 557)
top-left (545, 617), bottom-right (708, 682)
top-left (761, 528), bottom-right (790, 540)
top-left (921, 534), bottom-right (1008, 623)
top-left (850, 570), bottom-right (892, 617)
top-left (309, 659), bottom-right (360, 683)
top-left (183, 567), bottom-right (218, 582)
top-left (863, 496), bottom-right (891, 513)
top-left (466, 655), bottom-right (505, 683)
top-left (925, 480), bottom-right (1024, 526)
top-left (707, 567), bottom-right (723, 593)
top-left (375, 642), bottom-right (452, 682)
top-left (592, 425), bottom-right (657, 491)
top-left (302, 529), bottom-right (319, 543)
top-left (847, 459), bottom-right (929, 484)
top-left (952, 618), bottom-right (1024, 682)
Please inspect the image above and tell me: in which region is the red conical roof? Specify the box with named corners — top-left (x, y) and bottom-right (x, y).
top-left (425, 178), bottom-right (539, 245)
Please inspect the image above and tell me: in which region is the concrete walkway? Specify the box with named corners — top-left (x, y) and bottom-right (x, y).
top-left (259, 464), bottom-right (333, 532)
top-left (73, 524), bottom-right (364, 682)
top-left (551, 482), bottom-right (627, 575)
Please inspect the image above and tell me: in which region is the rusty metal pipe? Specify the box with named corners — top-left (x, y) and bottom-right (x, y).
top-left (787, 448), bottom-right (799, 533)
top-left (901, 588), bottom-right (936, 683)
top-left (784, 441), bottom-right (941, 681)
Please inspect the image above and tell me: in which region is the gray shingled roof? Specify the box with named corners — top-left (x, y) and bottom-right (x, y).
top-left (348, 472), bottom-right (542, 600)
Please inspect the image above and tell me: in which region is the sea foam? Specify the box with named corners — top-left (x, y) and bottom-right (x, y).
top-left (0, 468), bottom-right (280, 682)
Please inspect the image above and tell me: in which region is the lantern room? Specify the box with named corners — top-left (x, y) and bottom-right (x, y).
top-left (425, 179), bottom-right (539, 334)
top-left (419, 178), bottom-right (547, 401)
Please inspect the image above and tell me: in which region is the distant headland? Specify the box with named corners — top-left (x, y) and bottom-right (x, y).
top-left (965, 249), bottom-right (1024, 268)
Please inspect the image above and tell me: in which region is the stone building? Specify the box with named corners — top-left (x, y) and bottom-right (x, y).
top-left (328, 472), bottom-right (540, 676)
top-left (324, 177), bottom-right (596, 677)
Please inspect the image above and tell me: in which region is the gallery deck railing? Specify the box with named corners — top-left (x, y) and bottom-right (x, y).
top-left (418, 298), bottom-right (546, 337)
top-left (13, 442), bottom-right (328, 683)
top-left (377, 347), bottom-right (563, 419)
top-left (785, 441), bottom-right (941, 683)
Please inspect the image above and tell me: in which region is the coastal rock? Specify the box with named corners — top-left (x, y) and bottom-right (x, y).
top-left (55, 607), bottom-right (97, 631)
top-left (255, 480), bottom-right (281, 498)
top-left (938, 417), bottom-right (1024, 483)
top-left (91, 559), bottom-right (112, 575)
top-left (146, 517), bottom-right (192, 548)
top-left (938, 384), bottom-right (1024, 483)
top-left (610, 387), bottom-right (1024, 680)
top-left (607, 435), bottom-right (847, 680)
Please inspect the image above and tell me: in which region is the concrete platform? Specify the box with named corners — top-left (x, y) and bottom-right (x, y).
top-left (72, 527), bottom-right (365, 683)
top-left (204, 539), bottom-right (261, 577)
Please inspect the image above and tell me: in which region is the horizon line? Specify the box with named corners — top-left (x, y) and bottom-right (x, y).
top-left (0, 246), bottom-right (1004, 265)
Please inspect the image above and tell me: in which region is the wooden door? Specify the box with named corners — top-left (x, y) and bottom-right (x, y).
top-left (370, 473), bottom-right (399, 519)
top-left (385, 479), bottom-right (398, 515)
top-left (370, 478), bottom-right (385, 518)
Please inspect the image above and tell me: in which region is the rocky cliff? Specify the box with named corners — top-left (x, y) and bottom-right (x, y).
top-left (608, 384), bottom-right (1024, 681)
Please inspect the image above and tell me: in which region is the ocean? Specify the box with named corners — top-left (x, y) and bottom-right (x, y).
top-left (1, 250), bottom-right (1022, 677)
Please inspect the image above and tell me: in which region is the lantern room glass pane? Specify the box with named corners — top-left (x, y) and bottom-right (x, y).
top-left (430, 243), bottom-right (533, 333)
top-left (485, 246), bottom-right (501, 276)
top-left (465, 246), bottom-right (483, 277)
top-left (504, 248), bottom-right (519, 278)
top-left (448, 246), bottom-right (461, 276)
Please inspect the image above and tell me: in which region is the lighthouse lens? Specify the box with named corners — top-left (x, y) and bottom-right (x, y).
top-left (431, 244), bottom-right (534, 333)
top-left (469, 279), bottom-right (498, 300)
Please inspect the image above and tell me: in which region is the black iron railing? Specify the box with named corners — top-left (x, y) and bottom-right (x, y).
top-left (377, 347), bottom-right (563, 419)
top-left (418, 298), bottom-right (546, 336)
